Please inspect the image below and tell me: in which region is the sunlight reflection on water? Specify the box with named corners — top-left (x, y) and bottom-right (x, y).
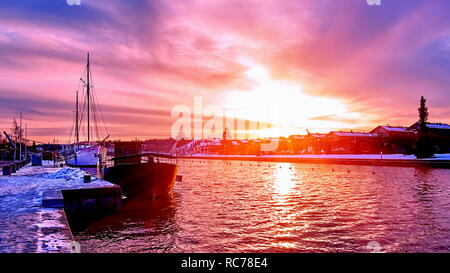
top-left (75, 159), bottom-right (450, 253)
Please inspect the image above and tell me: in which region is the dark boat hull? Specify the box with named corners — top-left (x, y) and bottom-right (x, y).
top-left (103, 162), bottom-right (177, 199)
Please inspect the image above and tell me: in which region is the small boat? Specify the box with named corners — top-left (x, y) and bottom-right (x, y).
top-left (65, 145), bottom-right (103, 168)
top-left (102, 142), bottom-right (178, 199)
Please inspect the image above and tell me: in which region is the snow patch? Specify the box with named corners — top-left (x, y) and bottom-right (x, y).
top-left (41, 167), bottom-right (87, 181)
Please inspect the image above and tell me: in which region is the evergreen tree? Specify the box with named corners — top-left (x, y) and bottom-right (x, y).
top-left (414, 96), bottom-right (434, 158)
top-left (418, 96), bottom-right (429, 132)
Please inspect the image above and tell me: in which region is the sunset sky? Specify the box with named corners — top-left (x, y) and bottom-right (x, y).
top-left (0, 0), bottom-right (449, 142)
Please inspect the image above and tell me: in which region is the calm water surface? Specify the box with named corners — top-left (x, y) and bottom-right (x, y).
top-left (75, 159), bottom-right (450, 252)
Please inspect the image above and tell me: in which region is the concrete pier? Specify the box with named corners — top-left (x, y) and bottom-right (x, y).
top-left (49, 186), bottom-right (122, 231)
top-left (35, 207), bottom-right (75, 253)
top-left (38, 185), bottom-right (122, 251)
top-left (0, 160), bottom-right (30, 176)
top-left (0, 163), bottom-right (122, 253)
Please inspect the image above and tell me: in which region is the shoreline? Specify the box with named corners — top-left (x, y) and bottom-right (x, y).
top-left (177, 154), bottom-right (450, 168)
top-left (0, 162), bottom-right (121, 253)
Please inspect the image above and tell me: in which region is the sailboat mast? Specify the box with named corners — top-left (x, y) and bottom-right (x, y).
top-left (19, 112), bottom-right (22, 161)
top-left (87, 52), bottom-right (90, 145)
top-left (75, 89), bottom-right (79, 147)
top-left (25, 124), bottom-right (27, 159)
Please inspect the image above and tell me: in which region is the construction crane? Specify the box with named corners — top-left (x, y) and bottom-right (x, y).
top-left (3, 131), bottom-right (16, 161)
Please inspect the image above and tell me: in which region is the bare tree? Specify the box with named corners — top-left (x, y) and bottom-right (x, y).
top-left (10, 118), bottom-right (23, 141)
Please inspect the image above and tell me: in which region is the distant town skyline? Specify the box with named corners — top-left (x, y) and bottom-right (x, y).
top-left (1, 0), bottom-right (449, 142)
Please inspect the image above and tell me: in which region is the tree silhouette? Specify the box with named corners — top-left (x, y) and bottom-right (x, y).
top-left (11, 118), bottom-right (19, 140)
top-left (418, 96), bottom-right (429, 132)
top-left (414, 96), bottom-right (434, 158)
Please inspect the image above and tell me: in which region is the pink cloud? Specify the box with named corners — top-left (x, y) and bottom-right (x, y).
top-left (0, 0), bottom-right (449, 141)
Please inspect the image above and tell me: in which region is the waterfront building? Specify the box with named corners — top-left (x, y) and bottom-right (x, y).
top-left (408, 122), bottom-right (450, 153)
top-left (369, 126), bottom-right (417, 154)
top-left (326, 131), bottom-right (380, 154)
top-left (304, 133), bottom-right (328, 154)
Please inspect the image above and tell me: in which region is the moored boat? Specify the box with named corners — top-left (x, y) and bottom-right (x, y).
top-left (102, 142), bottom-right (178, 199)
top-left (65, 145), bottom-right (103, 168)
top-left (65, 53), bottom-right (109, 167)
top-left (65, 54), bottom-right (177, 199)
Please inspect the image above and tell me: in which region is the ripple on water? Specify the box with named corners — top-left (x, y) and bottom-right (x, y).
top-left (75, 160), bottom-right (450, 253)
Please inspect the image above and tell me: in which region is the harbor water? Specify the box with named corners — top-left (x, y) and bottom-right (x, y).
top-left (75, 159), bottom-right (450, 253)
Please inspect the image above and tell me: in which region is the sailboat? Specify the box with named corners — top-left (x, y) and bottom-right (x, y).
top-left (66, 53), bottom-right (178, 200)
top-left (66, 53), bottom-right (108, 168)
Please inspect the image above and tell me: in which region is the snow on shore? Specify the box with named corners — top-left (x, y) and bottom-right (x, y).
top-left (39, 167), bottom-right (88, 181)
top-left (0, 165), bottom-right (113, 252)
